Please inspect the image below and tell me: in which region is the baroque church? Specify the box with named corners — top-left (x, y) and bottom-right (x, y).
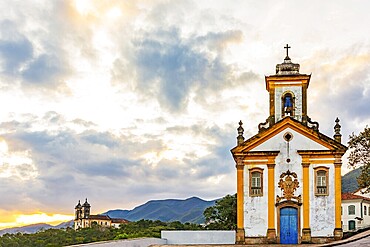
top-left (231, 46), bottom-right (347, 244)
top-left (74, 199), bottom-right (129, 230)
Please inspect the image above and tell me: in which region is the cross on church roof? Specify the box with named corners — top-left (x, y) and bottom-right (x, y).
top-left (284, 44), bottom-right (291, 58)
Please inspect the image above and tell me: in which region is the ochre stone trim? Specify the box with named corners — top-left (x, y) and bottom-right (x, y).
top-left (265, 74), bottom-right (311, 91)
top-left (236, 164), bottom-right (244, 231)
top-left (334, 163), bottom-right (342, 233)
top-left (267, 228), bottom-right (277, 243)
top-left (235, 228), bottom-right (245, 244)
top-left (267, 164), bottom-right (275, 235)
top-left (301, 228), bottom-right (312, 243)
top-left (302, 162), bottom-right (310, 232)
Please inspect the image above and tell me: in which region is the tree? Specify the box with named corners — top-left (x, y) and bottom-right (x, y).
top-left (203, 194), bottom-right (236, 230)
top-left (348, 127), bottom-right (370, 192)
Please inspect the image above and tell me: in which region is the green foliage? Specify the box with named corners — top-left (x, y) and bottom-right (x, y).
top-left (348, 127), bottom-right (370, 192)
top-left (0, 220), bottom-right (203, 246)
top-left (203, 194), bottom-right (236, 230)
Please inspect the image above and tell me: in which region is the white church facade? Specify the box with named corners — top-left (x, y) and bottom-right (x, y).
top-left (231, 46), bottom-right (347, 244)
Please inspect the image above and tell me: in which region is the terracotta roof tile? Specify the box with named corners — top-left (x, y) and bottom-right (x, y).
top-left (111, 218), bottom-right (129, 224)
top-left (89, 215), bottom-right (111, 220)
top-left (342, 193), bottom-right (370, 202)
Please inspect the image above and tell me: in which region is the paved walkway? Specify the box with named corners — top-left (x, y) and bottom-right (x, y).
top-left (153, 229), bottom-right (370, 247)
top-left (317, 229), bottom-right (370, 246)
top-left (67, 230), bottom-right (370, 247)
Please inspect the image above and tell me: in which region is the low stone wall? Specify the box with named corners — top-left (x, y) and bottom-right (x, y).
top-left (67, 237), bottom-right (167, 247)
top-left (161, 230), bottom-right (235, 244)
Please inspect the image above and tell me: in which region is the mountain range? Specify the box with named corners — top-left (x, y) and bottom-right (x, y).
top-left (0, 196), bottom-right (216, 235)
top-left (0, 221), bottom-right (74, 236)
top-left (102, 196), bottom-right (217, 224)
top-left (0, 168), bottom-right (361, 235)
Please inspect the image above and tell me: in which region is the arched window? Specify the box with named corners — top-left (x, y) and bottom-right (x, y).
top-left (282, 92), bottom-right (295, 117)
top-left (249, 168), bottom-right (263, 196)
top-left (314, 167), bottom-right (329, 196)
top-left (348, 205), bottom-right (355, 215)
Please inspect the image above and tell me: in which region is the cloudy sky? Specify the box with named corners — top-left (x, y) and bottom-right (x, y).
top-left (0, 0), bottom-right (369, 229)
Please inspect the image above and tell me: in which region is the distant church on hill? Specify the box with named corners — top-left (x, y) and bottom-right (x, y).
top-left (231, 45), bottom-right (347, 244)
top-left (74, 199), bottom-right (129, 230)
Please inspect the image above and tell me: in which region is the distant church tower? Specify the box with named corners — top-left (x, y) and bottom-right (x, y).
top-left (74, 198), bottom-right (91, 229)
top-left (231, 45), bottom-right (347, 244)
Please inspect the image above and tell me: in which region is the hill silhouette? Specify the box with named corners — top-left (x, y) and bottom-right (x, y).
top-left (103, 196), bottom-right (217, 223)
top-left (342, 167), bottom-right (361, 193)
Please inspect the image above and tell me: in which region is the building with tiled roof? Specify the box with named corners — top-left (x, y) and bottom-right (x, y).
top-left (341, 192), bottom-right (370, 232)
top-left (74, 199), bottom-right (129, 230)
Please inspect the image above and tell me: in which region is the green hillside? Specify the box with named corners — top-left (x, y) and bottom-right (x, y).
top-left (103, 196), bottom-right (217, 224)
top-left (342, 167), bottom-right (361, 193)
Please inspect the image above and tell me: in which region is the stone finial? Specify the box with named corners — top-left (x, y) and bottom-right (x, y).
top-left (237, 120), bottom-right (244, 145)
top-left (334, 117), bottom-right (342, 143)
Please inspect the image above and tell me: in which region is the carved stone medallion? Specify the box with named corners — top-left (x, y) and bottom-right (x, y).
top-left (276, 170), bottom-right (301, 203)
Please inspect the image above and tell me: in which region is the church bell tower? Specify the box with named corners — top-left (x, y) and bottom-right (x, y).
top-left (259, 44), bottom-right (318, 132)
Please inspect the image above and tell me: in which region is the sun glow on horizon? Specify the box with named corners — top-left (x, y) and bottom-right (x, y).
top-left (15, 213), bottom-right (73, 226)
top-left (0, 212), bottom-right (74, 230)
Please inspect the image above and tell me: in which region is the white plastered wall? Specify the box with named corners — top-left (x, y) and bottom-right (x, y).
top-left (245, 127), bottom-right (331, 237)
top-left (310, 164), bottom-right (335, 237)
top-left (244, 164), bottom-right (268, 236)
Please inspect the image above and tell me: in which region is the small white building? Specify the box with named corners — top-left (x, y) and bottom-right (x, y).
top-left (342, 190), bottom-right (370, 232)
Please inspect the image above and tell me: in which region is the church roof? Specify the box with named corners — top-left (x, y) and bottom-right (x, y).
top-left (89, 215), bottom-right (111, 220)
top-left (231, 116), bottom-right (347, 155)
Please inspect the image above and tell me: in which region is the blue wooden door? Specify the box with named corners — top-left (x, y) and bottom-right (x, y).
top-left (280, 207), bottom-right (298, 244)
